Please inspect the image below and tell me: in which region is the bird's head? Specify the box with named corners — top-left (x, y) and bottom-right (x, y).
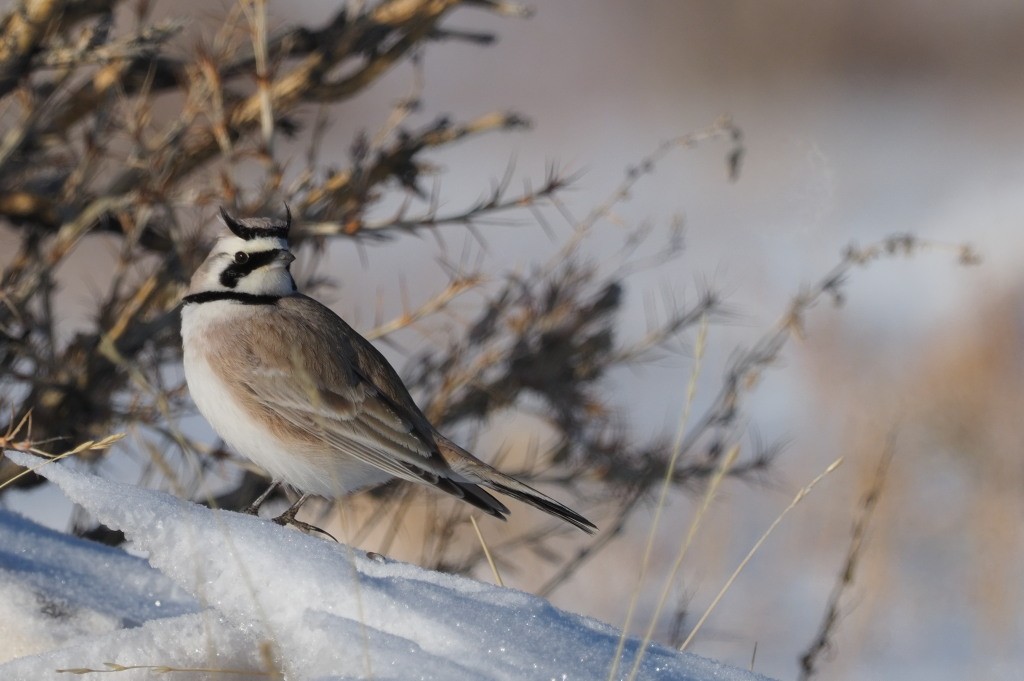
top-left (188, 207), bottom-right (297, 297)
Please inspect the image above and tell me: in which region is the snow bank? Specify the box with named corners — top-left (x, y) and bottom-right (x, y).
top-left (0, 451), bottom-right (771, 680)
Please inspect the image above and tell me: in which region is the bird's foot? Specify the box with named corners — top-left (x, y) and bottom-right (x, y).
top-left (271, 493), bottom-right (337, 541)
top-left (272, 513), bottom-right (338, 542)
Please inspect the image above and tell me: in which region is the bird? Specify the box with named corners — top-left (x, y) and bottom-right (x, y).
top-left (180, 208), bottom-right (596, 535)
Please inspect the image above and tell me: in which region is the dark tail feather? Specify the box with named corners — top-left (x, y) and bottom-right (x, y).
top-left (453, 481), bottom-right (511, 520)
top-left (486, 479), bottom-right (597, 534)
top-left (435, 435), bottom-right (597, 533)
top-left (426, 474), bottom-right (511, 520)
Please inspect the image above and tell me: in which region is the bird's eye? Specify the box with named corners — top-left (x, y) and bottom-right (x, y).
top-left (233, 251), bottom-right (249, 264)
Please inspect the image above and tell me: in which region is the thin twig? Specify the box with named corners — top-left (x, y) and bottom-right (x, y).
top-left (798, 436), bottom-right (896, 680)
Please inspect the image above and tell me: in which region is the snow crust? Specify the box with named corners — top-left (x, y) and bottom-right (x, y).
top-left (0, 451), bottom-right (771, 681)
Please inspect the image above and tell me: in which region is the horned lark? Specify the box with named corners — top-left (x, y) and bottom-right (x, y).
top-left (181, 209), bottom-right (595, 533)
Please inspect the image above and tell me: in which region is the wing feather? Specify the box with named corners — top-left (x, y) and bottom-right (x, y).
top-left (230, 296), bottom-right (453, 485)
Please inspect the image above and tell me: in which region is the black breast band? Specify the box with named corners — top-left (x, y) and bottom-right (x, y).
top-left (182, 291), bottom-right (282, 306)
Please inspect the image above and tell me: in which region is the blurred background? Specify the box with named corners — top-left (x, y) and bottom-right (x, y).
top-left (296, 3), bottom-right (1024, 678)
top-left (4, 1), bottom-right (1024, 679)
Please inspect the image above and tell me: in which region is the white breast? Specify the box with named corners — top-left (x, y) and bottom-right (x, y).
top-left (181, 303), bottom-right (391, 498)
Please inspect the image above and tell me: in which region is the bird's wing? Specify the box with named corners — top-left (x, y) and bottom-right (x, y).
top-left (230, 295), bottom-right (454, 485)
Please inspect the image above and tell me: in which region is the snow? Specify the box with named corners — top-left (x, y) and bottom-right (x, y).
top-left (0, 451), bottom-right (771, 681)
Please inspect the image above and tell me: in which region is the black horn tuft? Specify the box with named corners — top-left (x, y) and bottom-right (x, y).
top-left (220, 207), bottom-right (249, 239)
top-left (218, 206), bottom-right (290, 241)
top-left (282, 202), bottom-right (292, 232)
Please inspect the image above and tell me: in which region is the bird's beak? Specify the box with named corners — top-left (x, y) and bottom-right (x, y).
top-left (277, 251), bottom-right (296, 265)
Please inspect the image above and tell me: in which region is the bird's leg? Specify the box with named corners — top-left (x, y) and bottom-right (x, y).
top-left (242, 480), bottom-right (281, 515)
top-left (272, 494), bottom-right (338, 542)
top-left (272, 493), bottom-right (311, 525)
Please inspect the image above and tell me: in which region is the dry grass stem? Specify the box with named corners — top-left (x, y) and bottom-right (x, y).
top-left (55, 661), bottom-right (282, 676)
top-left (470, 515), bottom-right (505, 587)
top-left (0, 433), bottom-right (125, 493)
top-left (623, 444), bottom-right (740, 681)
top-left (608, 314), bottom-right (710, 681)
top-left (680, 457), bottom-right (845, 651)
